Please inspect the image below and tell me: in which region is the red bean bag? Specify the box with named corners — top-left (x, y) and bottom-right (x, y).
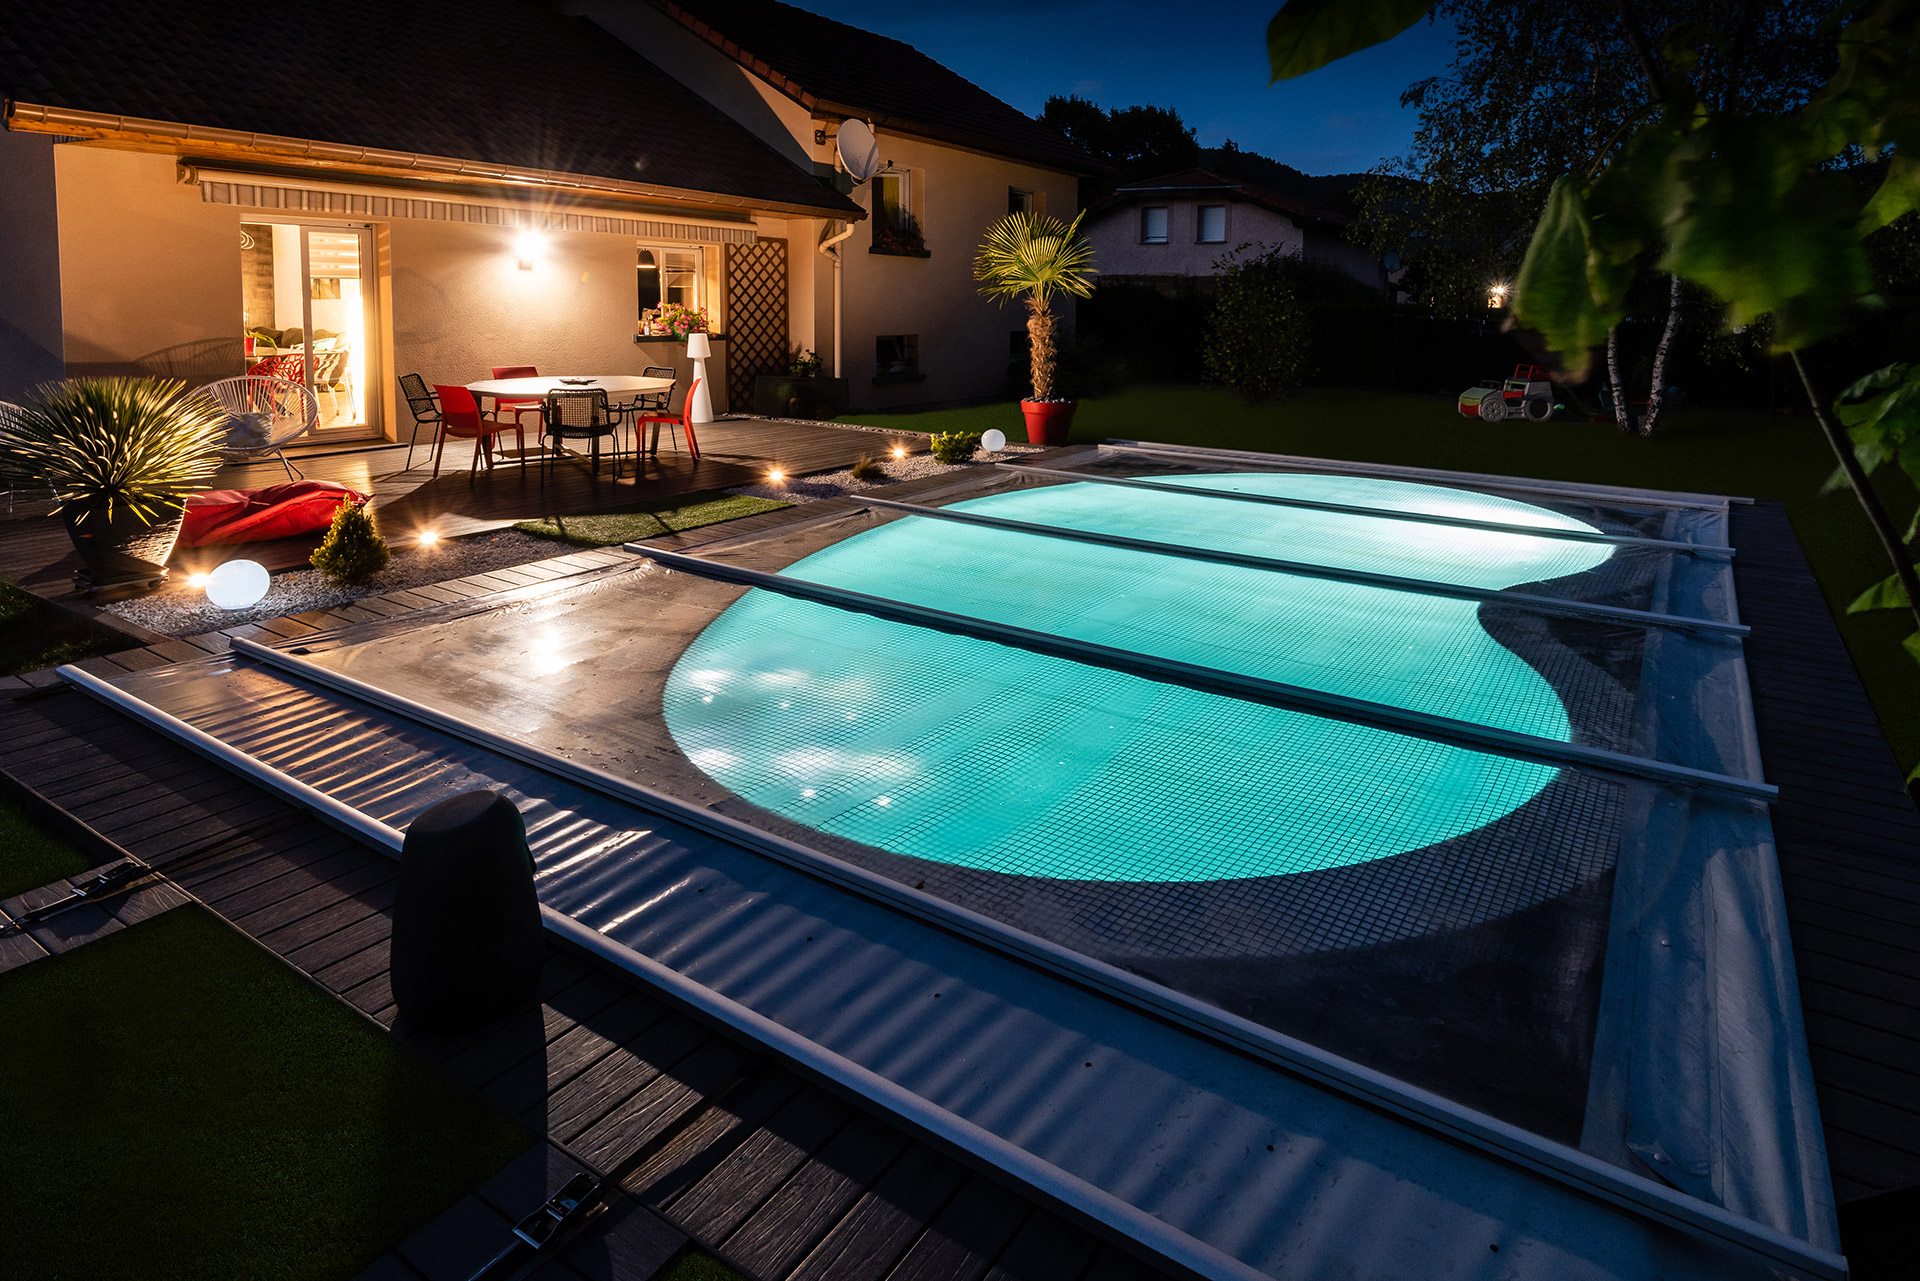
top-left (179, 481), bottom-right (371, 548)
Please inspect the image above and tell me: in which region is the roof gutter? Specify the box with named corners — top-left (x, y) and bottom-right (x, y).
top-left (4, 99), bottom-right (863, 222)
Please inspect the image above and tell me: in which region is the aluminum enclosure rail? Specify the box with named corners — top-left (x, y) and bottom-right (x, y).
top-left (1100, 440), bottom-right (1753, 511)
top-left (850, 494), bottom-right (1747, 638)
top-left (633, 546), bottom-right (1776, 802)
top-left (56, 658), bottom-right (1841, 1281)
top-left (48, 664), bottom-right (1269, 1281)
top-left (999, 464), bottom-right (1732, 559)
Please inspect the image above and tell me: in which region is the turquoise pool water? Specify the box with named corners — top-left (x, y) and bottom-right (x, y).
top-left (663, 474), bottom-right (1612, 883)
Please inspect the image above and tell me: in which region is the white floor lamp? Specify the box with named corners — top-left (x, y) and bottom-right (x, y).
top-left (685, 332), bottom-right (715, 425)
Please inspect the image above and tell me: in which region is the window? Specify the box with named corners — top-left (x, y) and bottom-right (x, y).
top-left (1008, 187), bottom-right (1034, 215)
top-left (876, 334), bottom-right (919, 379)
top-left (1197, 205), bottom-right (1227, 243)
top-left (1140, 206), bottom-right (1169, 244)
top-left (872, 169), bottom-right (925, 254)
top-left (637, 245), bottom-right (702, 318)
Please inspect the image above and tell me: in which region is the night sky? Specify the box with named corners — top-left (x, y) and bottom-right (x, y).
top-left (796, 0), bottom-right (1460, 176)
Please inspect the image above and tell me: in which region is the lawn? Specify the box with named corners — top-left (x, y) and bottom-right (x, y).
top-left (0, 794), bottom-right (91, 899)
top-left (847, 385), bottom-right (1920, 772)
top-left (0, 576), bottom-right (137, 677)
top-left (0, 906), bottom-right (533, 1281)
top-left (517, 491), bottom-right (789, 548)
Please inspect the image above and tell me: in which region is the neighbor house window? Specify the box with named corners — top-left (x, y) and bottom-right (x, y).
top-left (1009, 187), bottom-right (1034, 215)
top-left (638, 245), bottom-right (703, 318)
top-left (876, 334), bottom-right (919, 377)
top-left (1197, 205), bottom-right (1227, 243)
top-left (1141, 206), bottom-right (1169, 244)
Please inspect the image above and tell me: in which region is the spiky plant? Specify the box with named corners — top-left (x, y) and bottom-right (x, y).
top-left (973, 212), bottom-right (1097, 401)
top-left (0, 378), bottom-right (223, 525)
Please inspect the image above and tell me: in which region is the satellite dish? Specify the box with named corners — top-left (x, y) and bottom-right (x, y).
top-left (836, 119), bottom-right (880, 183)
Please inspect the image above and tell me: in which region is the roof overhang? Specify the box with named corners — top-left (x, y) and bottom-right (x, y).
top-left (5, 99), bottom-right (864, 222)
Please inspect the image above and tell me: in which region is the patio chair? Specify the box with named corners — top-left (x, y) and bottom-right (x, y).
top-left (614, 365), bottom-right (676, 455)
top-left (487, 364), bottom-right (546, 436)
top-left (540, 388), bottom-right (624, 481)
top-left (431, 384), bottom-right (523, 479)
top-left (634, 376), bottom-right (701, 461)
top-left (247, 352), bottom-right (305, 382)
top-left (198, 376), bottom-right (321, 480)
top-left (398, 374), bottom-right (441, 471)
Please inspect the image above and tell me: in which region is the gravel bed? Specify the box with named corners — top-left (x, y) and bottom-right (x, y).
top-left (726, 445), bottom-right (1043, 504)
top-left (105, 528), bottom-right (571, 637)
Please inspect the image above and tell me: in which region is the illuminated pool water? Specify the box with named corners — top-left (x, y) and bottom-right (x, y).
top-left (664, 474), bottom-right (1612, 883)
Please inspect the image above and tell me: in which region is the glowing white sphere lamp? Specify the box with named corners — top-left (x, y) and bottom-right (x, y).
top-left (205, 559), bottom-right (270, 610)
top-left (982, 429), bottom-right (1007, 453)
top-left (685, 331), bottom-right (715, 425)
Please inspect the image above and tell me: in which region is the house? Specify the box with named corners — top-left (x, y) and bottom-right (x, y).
top-left (0, 0), bottom-right (1094, 432)
top-left (1083, 168), bottom-right (1384, 292)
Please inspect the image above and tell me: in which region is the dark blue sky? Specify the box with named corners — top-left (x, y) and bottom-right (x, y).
top-left (799, 0), bottom-right (1459, 175)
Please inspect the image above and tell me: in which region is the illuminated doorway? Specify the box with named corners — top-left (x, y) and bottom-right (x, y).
top-left (241, 222), bottom-right (379, 440)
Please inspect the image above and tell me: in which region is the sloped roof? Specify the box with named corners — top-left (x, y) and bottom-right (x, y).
top-left (647, 0), bottom-right (1099, 174)
top-left (1092, 167), bottom-right (1348, 227)
top-left (0, 0), bottom-right (859, 217)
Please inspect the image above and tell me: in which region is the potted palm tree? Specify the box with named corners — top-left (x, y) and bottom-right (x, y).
top-left (0, 378), bottom-right (225, 591)
top-left (974, 211), bottom-right (1097, 446)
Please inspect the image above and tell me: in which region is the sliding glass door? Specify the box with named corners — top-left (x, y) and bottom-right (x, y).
top-left (240, 221), bottom-right (379, 440)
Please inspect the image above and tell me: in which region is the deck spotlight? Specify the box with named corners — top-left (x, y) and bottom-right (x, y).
top-left (418, 529), bottom-right (441, 547)
top-left (205, 559), bottom-right (270, 610)
top-left (891, 443), bottom-right (906, 459)
top-left (982, 429), bottom-right (1007, 453)
top-left (768, 468), bottom-right (786, 483)
top-left (187, 572), bottom-right (210, 588)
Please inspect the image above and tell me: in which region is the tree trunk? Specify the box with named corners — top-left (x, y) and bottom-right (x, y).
top-left (1028, 297), bottom-right (1056, 401)
top-left (1792, 350), bottom-right (1920, 635)
top-left (1606, 326), bottom-right (1637, 433)
top-left (1639, 274), bottom-right (1683, 437)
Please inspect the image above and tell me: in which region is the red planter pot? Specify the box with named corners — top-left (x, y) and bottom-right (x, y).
top-left (1020, 399), bottom-right (1077, 446)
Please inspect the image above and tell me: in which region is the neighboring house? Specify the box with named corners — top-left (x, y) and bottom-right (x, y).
top-left (0, 0), bottom-right (1093, 428)
top-left (1084, 169), bottom-right (1384, 292)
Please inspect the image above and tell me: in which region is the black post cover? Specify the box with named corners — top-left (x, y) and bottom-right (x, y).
top-left (391, 790), bottom-right (545, 1031)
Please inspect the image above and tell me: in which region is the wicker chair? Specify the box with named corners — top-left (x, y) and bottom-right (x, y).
top-left (198, 376), bottom-right (320, 480)
top-left (0, 400), bottom-right (39, 514)
top-left (398, 374), bottom-right (442, 471)
top-left (541, 388), bottom-right (623, 481)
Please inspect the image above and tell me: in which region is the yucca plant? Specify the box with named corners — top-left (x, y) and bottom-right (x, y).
top-left (973, 211), bottom-right (1097, 402)
top-left (0, 377), bottom-right (223, 525)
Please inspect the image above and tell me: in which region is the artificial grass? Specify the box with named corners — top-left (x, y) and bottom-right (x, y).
top-left (655, 1251), bottom-right (750, 1281)
top-left (848, 385), bottom-right (1920, 773)
top-left (515, 492), bottom-right (790, 548)
top-left (0, 906), bottom-right (533, 1281)
top-left (0, 794), bottom-right (91, 899)
top-left (0, 576), bottom-right (136, 677)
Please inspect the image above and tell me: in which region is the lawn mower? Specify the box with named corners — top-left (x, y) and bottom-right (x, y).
top-left (1457, 363), bottom-right (1561, 422)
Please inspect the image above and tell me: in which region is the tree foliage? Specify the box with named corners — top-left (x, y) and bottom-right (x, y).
top-left (1203, 247), bottom-right (1315, 400)
top-left (975, 212), bottom-right (1099, 400)
top-left (1038, 96), bottom-right (1200, 195)
top-left (310, 502), bottom-right (390, 585)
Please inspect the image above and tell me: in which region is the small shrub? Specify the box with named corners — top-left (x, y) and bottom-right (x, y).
top-left (1204, 246), bottom-right (1313, 400)
top-left (309, 502), bottom-right (390, 585)
top-left (849, 455), bottom-right (888, 482)
top-left (930, 431), bottom-right (983, 465)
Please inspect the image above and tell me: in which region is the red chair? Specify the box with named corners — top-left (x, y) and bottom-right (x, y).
top-left (487, 364), bottom-right (546, 436)
top-left (634, 376), bottom-right (701, 461)
top-left (430, 384), bottom-right (524, 478)
top-left (248, 353), bottom-right (305, 381)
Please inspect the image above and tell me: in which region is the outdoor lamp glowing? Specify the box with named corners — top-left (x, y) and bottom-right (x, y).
top-left (418, 529), bottom-right (440, 547)
top-left (982, 429), bottom-right (1007, 452)
top-left (1488, 282), bottom-right (1509, 308)
top-left (768, 467), bottom-right (786, 483)
top-left (515, 230), bottom-right (544, 270)
top-left (187, 572), bottom-right (210, 588)
top-left (891, 444), bottom-right (906, 459)
top-left (684, 331), bottom-right (715, 425)
top-left (204, 559), bottom-right (270, 610)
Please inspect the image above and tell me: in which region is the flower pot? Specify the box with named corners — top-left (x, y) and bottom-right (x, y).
top-left (62, 499), bottom-right (184, 592)
top-left (1020, 399), bottom-right (1077, 447)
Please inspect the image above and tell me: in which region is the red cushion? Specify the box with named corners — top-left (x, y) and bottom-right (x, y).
top-left (179, 480), bottom-right (370, 548)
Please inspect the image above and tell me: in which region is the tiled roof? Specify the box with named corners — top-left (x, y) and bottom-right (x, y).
top-left (0, 0), bottom-right (859, 216)
top-left (649, 0), bottom-right (1099, 173)
top-left (1093, 168), bottom-right (1347, 227)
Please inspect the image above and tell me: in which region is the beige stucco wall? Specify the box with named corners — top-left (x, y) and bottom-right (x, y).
top-left (838, 131), bottom-right (1078, 410)
top-left (53, 146), bottom-right (241, 384)
top-left (0, 130), bottom-right (66, 401)
top-left (1087, 199), bottom-right (1304, 278)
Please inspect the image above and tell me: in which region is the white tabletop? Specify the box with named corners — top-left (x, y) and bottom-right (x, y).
top-left (466, 375), bottom-right (673, 398)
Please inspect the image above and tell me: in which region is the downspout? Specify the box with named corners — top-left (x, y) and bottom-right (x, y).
top-left (819, 220), bottom-right (854, 378)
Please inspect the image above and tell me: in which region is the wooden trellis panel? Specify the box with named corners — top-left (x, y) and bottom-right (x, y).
top-left (725, 238), bottom-right (789, 409)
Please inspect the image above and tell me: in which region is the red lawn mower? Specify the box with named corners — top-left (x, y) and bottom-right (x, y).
top-left (1457, 364), bottom-right (1561, 422)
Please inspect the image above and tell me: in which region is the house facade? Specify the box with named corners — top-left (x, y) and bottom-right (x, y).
top-left (0, 0), bottom-right (1092, 436)
top-left (1084, 169), bottom-right (1384, 292)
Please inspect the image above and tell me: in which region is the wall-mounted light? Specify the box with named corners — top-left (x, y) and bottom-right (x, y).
top-left (1487, 281), bottom-right (1510, 309)
top-left (516, 230), bottom-right (544, 270)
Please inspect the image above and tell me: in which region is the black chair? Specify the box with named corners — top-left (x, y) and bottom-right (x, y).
top-left (608, 366), bottom-right (675, 458)
top-left (541, 388), bottom-right (623, 481)
top-left (398, 373), bottom-right (442, 472)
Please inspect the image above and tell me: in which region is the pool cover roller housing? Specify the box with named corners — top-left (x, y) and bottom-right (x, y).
top-left (391, 789), bottom-right (545, 1031)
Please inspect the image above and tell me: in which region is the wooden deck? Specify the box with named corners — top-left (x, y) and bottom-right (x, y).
top-left (0, 415), bottom-right (916, 610)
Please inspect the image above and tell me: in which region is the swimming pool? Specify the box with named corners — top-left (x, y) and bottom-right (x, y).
top-left (663, 474), bottom-right (1614, 883)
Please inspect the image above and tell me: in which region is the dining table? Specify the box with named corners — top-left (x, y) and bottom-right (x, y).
top-left (464, 374), bottom-right (678, 457)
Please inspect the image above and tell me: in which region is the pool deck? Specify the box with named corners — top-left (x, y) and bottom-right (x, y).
top-left (3, 462), bottom-right (1917, 1275)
